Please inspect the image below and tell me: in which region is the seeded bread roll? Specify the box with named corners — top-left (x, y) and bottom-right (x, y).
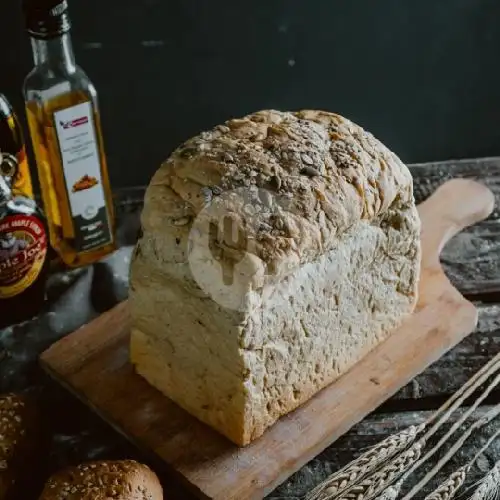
top-left (0, 393), bottom-right (41, 499)
top-left (130, 109), bottom-right (421, 446)
top-left (38, 460), bottom-right (163, 500)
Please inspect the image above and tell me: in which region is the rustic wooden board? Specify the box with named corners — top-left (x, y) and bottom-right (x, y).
top-left (391, 302), bottom-right (500, 403)
top-left (410, 159), bottom-right (500, 298)
top-left (40, 179), bottom-right (494, 500)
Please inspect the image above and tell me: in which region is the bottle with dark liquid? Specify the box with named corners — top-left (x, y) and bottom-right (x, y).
top-left (0, 94), bottom-right (34, 198)
top-left (22, 0), bottom-right (116, 268)
top-left (0, 151), bottom-right (49, 329)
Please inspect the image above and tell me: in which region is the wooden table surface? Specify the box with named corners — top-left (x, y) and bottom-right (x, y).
top-left (0, 157), bottom-right (499, 499)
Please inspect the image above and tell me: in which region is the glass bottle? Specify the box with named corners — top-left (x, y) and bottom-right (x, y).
top-left (0, 151), bottom-right (49, 329)
top-left (22, 0), bottom-right (116, 268)
top-left (0, 93), bottom-right (34, 198)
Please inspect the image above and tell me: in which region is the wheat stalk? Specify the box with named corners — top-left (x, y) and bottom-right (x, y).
top-left (402, 407), bottom-right (500, 500)
top-left (420, 426), bottom-right (500, 500)
top-left (376, 484), bottom-right (402, 500)
top-left (376, 480), bottom-right (404, 500)
top-left (469, 460), bottom-right (500, 500)
top-left (369, 365), bottom-right (500, 500)
top-left (374, 377), bottom-right (500, 500)
top-left (423, 466), bottom-right (469, 500)
top-left (399, 371), bottom-right (500, 500)
top-left (331, 440), bottom-right (425, 500)
top-left (305, 426), bottom-right (423, 500)
top-left (377, 414), bottom-right (500, 500)
top-left (425, 352), bottom-right (500, 434)
top-left (306, 353), bottom-right (500, 500)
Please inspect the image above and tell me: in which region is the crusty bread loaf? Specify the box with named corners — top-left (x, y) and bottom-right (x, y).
top-left (129, 109), bottom-right (421, 446)
top-left (0, 393), bottom-right (41, 499)
top-left (38, 460), bottom-right (163, 499)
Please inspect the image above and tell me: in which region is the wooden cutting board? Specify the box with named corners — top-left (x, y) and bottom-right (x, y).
top-left (40, 178), bottom-right (494, 500)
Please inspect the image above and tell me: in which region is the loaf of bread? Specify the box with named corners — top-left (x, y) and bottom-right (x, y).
top-left (0, 393), bottom-right (41, 499)
top-left (38, 460), bottom-right (163, 499)
top-left (129, 109), bottom-right (421, 446)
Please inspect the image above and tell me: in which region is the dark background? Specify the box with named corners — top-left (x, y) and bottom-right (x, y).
top-left (2, 0), bottom-right (500, 190)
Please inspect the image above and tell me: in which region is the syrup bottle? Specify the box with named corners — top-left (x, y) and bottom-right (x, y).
top-left (0, 151), bottom-right (49, 329)
top-left (22, 0), bottom-right (116, 269)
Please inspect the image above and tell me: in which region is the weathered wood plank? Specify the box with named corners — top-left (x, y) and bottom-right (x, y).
top-left (393, 302), bottom-right (500, 403)
top-left (410, 157), bottom-right (500, 216)
top-left (440, 220), bottom-right (500, 298)
top-left (410, 158), bottom-right (500, 298)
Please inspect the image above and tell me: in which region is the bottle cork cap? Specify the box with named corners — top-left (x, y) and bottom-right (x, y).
top-left (23, 0), bottom-right (71, 39)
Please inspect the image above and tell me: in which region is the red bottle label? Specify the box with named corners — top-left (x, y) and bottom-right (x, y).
top-left (0, 214), bottom-right (47, 299)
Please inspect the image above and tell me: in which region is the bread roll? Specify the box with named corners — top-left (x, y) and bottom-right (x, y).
top-left (129, 109), bottom-right (421, 446)
top-left (0, 393), bottom-right (41, 499)
top-left (39, 460), bottom-right (163, 499)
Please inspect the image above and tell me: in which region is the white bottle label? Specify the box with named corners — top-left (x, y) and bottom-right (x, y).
top-left (54, 101), bottom-right (113, 252)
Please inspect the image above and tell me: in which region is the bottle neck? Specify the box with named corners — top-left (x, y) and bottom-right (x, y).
top-left (31, 32), bottom-right (75, 71)
top-left (0, 176), bottom-right (12, 205)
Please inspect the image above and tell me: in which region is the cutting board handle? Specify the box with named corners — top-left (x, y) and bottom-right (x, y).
top-left (418, 178), bottom-right (495, 266)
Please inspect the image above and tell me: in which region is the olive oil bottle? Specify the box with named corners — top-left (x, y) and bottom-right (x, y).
top-left (22, 0), bottom-right (115, 268)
